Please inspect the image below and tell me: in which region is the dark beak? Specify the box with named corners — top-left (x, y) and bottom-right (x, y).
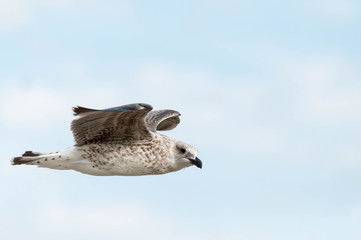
top-left (189, 157), bottom-right (202, 169)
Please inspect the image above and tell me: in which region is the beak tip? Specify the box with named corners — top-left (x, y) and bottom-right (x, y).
top-left (190, 157), bottom-right (202, 169)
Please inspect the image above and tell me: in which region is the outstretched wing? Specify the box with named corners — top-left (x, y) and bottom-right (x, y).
top-left (71, 103), bottom-right (153, 146)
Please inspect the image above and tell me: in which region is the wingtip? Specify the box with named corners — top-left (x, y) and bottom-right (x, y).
top-left (72, 106), bottom-right (95, 116)
top-left (72, 106), bottom-right (81, 115)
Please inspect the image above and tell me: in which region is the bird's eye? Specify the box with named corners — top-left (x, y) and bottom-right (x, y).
top-left (180, 148), bottom-right (186, 154)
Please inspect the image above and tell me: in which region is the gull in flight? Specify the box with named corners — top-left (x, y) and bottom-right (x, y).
top-left (12, 103), bottom-right (202, 176)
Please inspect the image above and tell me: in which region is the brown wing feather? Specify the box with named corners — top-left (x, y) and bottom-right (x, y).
top-left (71, 104), bottom-right (153, 146)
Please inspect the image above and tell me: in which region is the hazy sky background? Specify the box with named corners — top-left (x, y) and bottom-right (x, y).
top-left (1, 0), bottom-right (361, 239)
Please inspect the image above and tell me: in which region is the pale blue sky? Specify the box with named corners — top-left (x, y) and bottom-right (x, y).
top-left (1, 0), bottom-right (361, 239)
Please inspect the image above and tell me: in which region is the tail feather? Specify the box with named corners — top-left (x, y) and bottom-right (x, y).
top-left (11, 150), bottom-right (73, 171)
top-left (12, 147), bottom-right (113, 175)
top-left (12, 151), bottom-right (44, 165)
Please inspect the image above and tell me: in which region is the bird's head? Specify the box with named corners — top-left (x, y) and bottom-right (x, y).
top-left (171, 141), bottom-right (202, 170)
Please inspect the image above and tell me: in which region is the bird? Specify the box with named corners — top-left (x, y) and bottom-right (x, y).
top-left (11, 103), bottom-right (202, 176)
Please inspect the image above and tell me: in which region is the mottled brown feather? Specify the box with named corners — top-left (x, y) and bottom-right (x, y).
top-left (71, 104), bottom-right (153, 146)
top-left (71, 103), bottom-right (181, 146)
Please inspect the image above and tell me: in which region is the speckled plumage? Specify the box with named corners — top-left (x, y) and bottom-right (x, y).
top-left (12, 103), bottom-right (202, 176)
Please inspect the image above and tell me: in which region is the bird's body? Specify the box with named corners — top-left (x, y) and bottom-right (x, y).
top-left (12, 103), bottom-right (202, 176)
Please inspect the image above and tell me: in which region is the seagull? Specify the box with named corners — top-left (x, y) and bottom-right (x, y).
top-left (12, 103), bottom-right (202, 176)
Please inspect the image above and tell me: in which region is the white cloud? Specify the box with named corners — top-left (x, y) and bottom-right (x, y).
top-left (284, 56), bottom-right (361, 125)
top-left (0, 83), bottom-right (119, 130)
top-left (0, 0), bottom-right (30, 29)
top-left (270, 54), bottom-right (361, 168)
top-left (131, 61), bottom-right (265, 114)
top-left (36, 202), bottom-right (162, 239)
top-left (0, 0), bottom-right (134, 30)
top-left (305, 0), bottom-right (358, 21)
top-left (0, 85), bottom-right (70, 127)
top-left (0, 200), bottom-right (211, 240)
